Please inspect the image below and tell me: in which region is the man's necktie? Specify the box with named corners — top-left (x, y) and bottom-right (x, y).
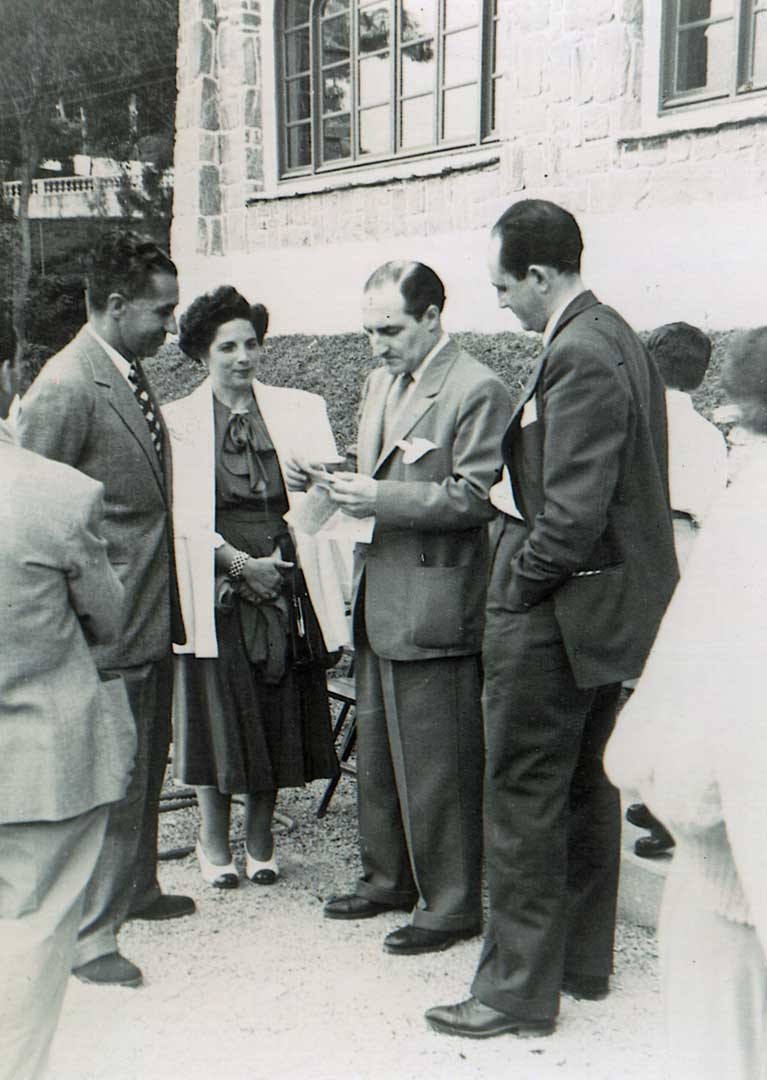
top-left (128, 361), bottom-right (164, 461)
top-left (383, 372), bottom-right (413, 443)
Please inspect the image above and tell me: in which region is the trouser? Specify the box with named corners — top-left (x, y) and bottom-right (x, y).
top-left (353, 631), bottom-right (484, 932)
top-left (75, 656), bottom-right (172, 967)
top-left (471, 519), bottom-right (621, 1019)
top-left (0, 806), bottom-right (109, 1080)
top-left (660, 847), bottom-right (767, 1080)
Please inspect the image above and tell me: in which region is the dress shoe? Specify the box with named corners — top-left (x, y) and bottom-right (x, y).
top-left (126, 893), bottom-right (196, 921)
top-left (425, 996), bottom-right (555, 1039)
top-left (625, 802), bottom-right (661, 830)
top-left (196, 838), bottom-right (239, 889)
top-left (634, 829), bottom-right (675, 858)
top-left (73, 952), bottom-right (143, 988)
top-left (324, 895), bottom-right (408, 920)
top-left (245, 843), bottom-right (279, 885)
top-left (383, 924), bottom-right (480, 955)
top-left (561, 973), bottom-right (610, 1001)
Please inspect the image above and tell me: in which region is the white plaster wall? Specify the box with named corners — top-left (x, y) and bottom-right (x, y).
top-left (173, 196), bottom-right (767, 335)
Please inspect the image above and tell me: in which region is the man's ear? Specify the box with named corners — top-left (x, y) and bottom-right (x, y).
top-left (527, 265), bottom-right (555, 293)
top-left (105, 292), bottom-right (127, 319)
top-left (423, 303), bottom-right (441, 331)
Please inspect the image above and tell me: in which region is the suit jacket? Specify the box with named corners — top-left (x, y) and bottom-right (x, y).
top-left (16, 326), bottom-right (185, 669)
top-left (163, 378), bottom-right (351, 657)
top-left (501, 290), bottom-right (679, 687)
top-left (355, 338), bottom-right (513, 661)
top-left (0, 422), bottom-right (136, 823)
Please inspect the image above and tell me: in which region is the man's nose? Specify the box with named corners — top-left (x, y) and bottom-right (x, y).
top-left (166, 313), bottom-right (178, 334)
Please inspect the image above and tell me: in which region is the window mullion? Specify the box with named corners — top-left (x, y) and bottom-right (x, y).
top-left (393, 0), bottom-right (401, 153)
top-left (352, 2), bottom-right (359, 160)
top-left (735, 0), bottom-right (747, 93)
top-left (310, 3), bottom-right (319, 174)
top-left (436, 0), bottom-right (445, 145)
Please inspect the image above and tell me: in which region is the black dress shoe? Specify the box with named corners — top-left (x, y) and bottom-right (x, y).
top-left (383, 924), bottom-right (480, 955)
top-left (625, 802), bottom-right (660, 830)
top-left (126, 894), bottom-right (196, 921)
top-left (73, 952), bottom-right (143, 988)
top-left (425, 997), bottom-right (555, 1039)
top-left (561, 973), bottom-right (610, 1001)
top-left (634, 829), bottom-right (675, 858)
top-left (324, 895), bottom-right (407, 920)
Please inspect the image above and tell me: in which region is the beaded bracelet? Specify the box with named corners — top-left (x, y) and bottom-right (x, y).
top-left (228, 549), bottom-right (250, 580)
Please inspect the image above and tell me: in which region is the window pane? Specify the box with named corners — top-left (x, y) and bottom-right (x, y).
top-left (359, 4), bottom-right (390, 53)
top-left (753, 9), bottom-right (767, 84)
top-left (489, 76), bottom-right (498, 132)
top-left (678, 0), bottom-right (732, 23)
top-left (323, 114), bottom-right (352, 160)
top-left (676, 21), bottom-right (732, 93)
top-left (444, 27), bottom-right (480, 87)
top-left (400, 94), bottom-right (434, 148)
top-left (359, 105), bottom-right (391, 155)
top-left (443, 83), bottom-right (477, 140)
top-left (324, 64), bottom-right (351, 113)
top-left (402, 41), bottom-right (436, 96)
top-left (444, 0), bottom-right (480, 29)
top-left (286, 76), bottom-right (311, 122)
top-left (322, 0), bottom-right (349, 15)
top-left (285, 28), bottom-right (310, 76)
top-left (285, 0), bottom-right (310, 28)
top-left (401, 0), bottom-right (436, 41)
top-left (322, 14), bottom-right (351, 64)
top-left (359, 52), bottom-right (391, 106)
top-left (287, 124), bottom-right (311, 169)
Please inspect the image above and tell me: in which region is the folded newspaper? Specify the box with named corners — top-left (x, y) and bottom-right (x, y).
top-left (285, 483), bottom-right (374, 544)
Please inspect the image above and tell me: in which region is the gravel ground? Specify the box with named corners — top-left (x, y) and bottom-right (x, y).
top-left (49, 780), bottom-right (664, 1080)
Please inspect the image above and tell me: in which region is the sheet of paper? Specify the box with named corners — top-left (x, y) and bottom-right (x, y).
top-left (285, 484), bottom-right (375, 543)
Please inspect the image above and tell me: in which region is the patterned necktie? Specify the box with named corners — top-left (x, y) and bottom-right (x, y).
top-left (383, 372), bottom-right (413, 443)
top-left (127, 361), bottom-right (164, 461)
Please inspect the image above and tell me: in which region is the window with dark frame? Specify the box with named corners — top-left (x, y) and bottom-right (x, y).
top-left (661, 0), bottom-right (767, 110)
top-left (278, 0), bottom-right (499, 177)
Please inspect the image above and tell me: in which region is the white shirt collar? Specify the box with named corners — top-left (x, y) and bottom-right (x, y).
top-left (542, 288), bottom-right (587, 347)
top-left (409, 332), bottom-right (450, 387)
top-left (86, 324), bottom-right (132, 383)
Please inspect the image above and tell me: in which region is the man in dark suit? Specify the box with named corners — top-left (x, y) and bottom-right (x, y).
top-left (17, 231), bottom-right (192, 988)
top-left (320, 261), bottom-right (512, 954)
top-left (426, 201), bottom-right (678, 1037)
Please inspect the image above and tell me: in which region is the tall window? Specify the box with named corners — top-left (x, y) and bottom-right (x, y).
top-left (278, 0), bottom-right (499, 176)
top-left (661, 1), bottom-right (767, 109)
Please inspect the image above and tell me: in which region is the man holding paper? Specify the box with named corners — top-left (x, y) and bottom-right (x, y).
top-left (317, 260), bottom-right (511, 954)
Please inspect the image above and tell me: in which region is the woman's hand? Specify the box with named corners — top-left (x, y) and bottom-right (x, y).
top-left (240, 546), bottom-right (293, 603)
top-left (283, 455), bottom-right (311, 491)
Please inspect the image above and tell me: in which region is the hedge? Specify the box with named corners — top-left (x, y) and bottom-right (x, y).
top-left (143, 328), bottom-right (738, 453)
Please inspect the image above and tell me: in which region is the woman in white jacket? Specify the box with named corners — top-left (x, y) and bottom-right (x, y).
top-left (605, 328), bottom-right (767, 1080)
top-left (165, 287), bottom-right (348, 889)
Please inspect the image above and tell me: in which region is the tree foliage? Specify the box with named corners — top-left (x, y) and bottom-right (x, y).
top-left (0, 0), bottom-right (178, 361)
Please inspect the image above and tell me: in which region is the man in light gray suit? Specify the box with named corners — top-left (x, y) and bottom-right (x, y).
top-left (17, 231), bottom-right (192, 988)
top-left (0, 362), bottom-right (135, 1079)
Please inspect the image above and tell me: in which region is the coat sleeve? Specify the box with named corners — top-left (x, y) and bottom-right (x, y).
top-left (65, 481), bottom-right (124, 645)
top-left (374, 374), bottom-right (511, 532)
top-left (17, 371), bottom-right (94, 466)
top-left (507, 342), bottom-right (630, 609)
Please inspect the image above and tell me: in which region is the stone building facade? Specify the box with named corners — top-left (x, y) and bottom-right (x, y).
top-left (172, 1), bottom-right (767, 333)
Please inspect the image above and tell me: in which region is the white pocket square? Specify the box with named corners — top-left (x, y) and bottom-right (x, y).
top-left (395, 437), bottom-right (437, 464)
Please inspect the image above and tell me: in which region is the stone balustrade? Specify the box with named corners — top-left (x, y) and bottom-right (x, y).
top-left (1, 171), bottom-right (173, 219)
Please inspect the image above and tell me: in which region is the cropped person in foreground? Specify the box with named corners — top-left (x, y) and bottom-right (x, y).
top-left (606, 327), bottom-right (767, 1080)
top-left (427, 200), bottom-right (678, 1038)
top-left (165, 287), bottom-right (344, 888)
top-left (0, 362), bottom-right (135, 1079)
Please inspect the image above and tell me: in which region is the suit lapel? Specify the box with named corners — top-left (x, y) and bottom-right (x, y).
top-left (79, 330), bottom-right (166, 494)
top-left (357, 370), bottom-right (390, 476)
top-left (372, 339), bottom-right (458, 474)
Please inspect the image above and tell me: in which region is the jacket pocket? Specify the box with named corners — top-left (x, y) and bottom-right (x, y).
top-left (411, 566), bottom-right (469, 649)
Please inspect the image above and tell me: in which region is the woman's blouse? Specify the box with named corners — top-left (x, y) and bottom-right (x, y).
top-left (212, 393), bottom-right (288, 514)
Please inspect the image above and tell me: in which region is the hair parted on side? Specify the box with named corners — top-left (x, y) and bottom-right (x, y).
top-left (364, 260), bottom-right (446, 319)
top-left (722, 328), bottom-right (767, 435)
top-left (179, 286), bottom-right (266, 361)
top-left (647, 322), bottom-right (712, 392)
top-left (85, 229), bottom-right (177, 311)
top-left (492, 200), bottom-right (583, 281)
